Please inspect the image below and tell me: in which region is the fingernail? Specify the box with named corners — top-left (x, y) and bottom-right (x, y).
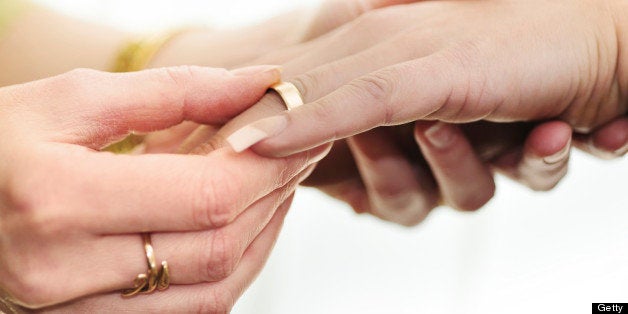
top-left (231, 65), bottom-right (282, 76)
top-left (226, 115), bottom-right (288, 152)
top-left (424, 122), bottom-right (454, 149)
top-left (543, 139), bottom-right (571, 164)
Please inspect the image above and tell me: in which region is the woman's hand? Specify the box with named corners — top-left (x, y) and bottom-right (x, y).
top-left (230, 0), bottom-right (627, 154)
top-left (138, 0), bottom-right (423, 154)
top-left (298, 121), bottom-right (574, 225)
top-left (185, 0), bottom-right (626, 226)
top-left (0, 66), bottom-right (328, 311)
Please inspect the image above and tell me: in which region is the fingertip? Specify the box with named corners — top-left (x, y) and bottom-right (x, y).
top-left (591, 117), bottom-right (628, 155)
top-left (451, 179), bottom-right (495, 212)
top-left (526, 121), bottom-right (572, 158)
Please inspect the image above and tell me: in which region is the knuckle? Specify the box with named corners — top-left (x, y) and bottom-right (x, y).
top-left (440, 41), bottom-right (506, 121)
top-left (203, 230), bottom-right (239, 281)
top-left (351, 70), bottom-right (397, 124)
top-left (308, 98), bottom-right (342, 134)
top-left (2, 173), bottom-right (35, 216)
top-left (162, 65), bottom-right (196, 83)
top-left (356, 71), bottom-right (395, 103)
top-left (290, 71), bottom-right (319, 103)
top-left (154, 66), bottom-right (200, 109)
top-left (3, 269), bottom-right (55, 309)
top-left (275, 154), bottom-right (308, 187)
top-left (3, 176), bottom-right (43, 229)
top-left (192, 170), bottom-right (240, 229)
top-left (161, 65), bottom-right (221, 88)
top-left (3, 177), bottom-right (70, 236)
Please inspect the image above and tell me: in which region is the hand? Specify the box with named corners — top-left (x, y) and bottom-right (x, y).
top-left (227, 0), bottom-right (627, 153)
top-left (291, 120), bottom-right (573, 225)
top-left (0, 66), bottom-right (328, 311)
top-left (195, 3), bottom-right (628, 226)
top-left (139, 0), bottom-right (422, 154)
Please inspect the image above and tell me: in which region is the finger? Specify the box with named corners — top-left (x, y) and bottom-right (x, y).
top-left (348, 128), bottom-right (437, 226)
top-left (414, 121), bottom-right (495, 211)
top-left (8, 165), bottom-right (311, 309)
top-left (17, 65), bottom-right (280, 148)
top-left (493, 121), bottom-right (572, 191)
top-left (141, 121), bottom-right (202, 154)
top-left (251, 1), bottom-right (430, 69)
top-left (40, 198), bottom-right (293, 314)
top-left (241, 53), bottom-right (476, 156)
top-left (25, 145), bottom-right (328, 234)
top-left (224, 33), bottom-right (444, 153)
top-left (234, 31), bottom-right (575, 158)
top-left (573, 116), bottom-right (628, 158)
top-left (218, 4), bottom-right (452, 152)
top-left (302, 0), bottom-right (424, 41)
top-left (315, 178), bottom-right (374, 214)
top-left (176, 125), bottom-right (221, 154)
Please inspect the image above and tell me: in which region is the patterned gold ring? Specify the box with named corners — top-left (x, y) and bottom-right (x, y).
top-left (122, 233), bottom-right (170, 297)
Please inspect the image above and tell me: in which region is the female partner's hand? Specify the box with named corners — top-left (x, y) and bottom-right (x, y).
top-left (0, 66), bottom-right (328, 312)
top-left (233, 0), bottom-right (627, 153)
top-left (188, 2), bottom-right (628, 224)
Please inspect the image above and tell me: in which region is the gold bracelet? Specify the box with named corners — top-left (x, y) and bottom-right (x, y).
top-left (110, 29), bottom-right (188, 73)
top-left (104, 29), bottom-right (187, 154)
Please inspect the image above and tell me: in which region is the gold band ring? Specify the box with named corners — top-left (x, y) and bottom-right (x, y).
top-left (270, 82), bottom-right (304, 111)
top-left (122, 233), bottom-right (170, 297)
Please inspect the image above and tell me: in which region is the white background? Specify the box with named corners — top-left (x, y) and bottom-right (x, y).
top-left (33, 1), bottom-right (628, 313)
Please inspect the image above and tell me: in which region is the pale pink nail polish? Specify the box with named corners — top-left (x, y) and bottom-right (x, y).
top-left (230, 65), bottom-right (282, 76)
top-left (226, 115), bottom-right (288, 152)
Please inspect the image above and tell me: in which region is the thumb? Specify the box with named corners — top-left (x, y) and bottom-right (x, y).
top-left (20, 65), bottom-right (280, 148)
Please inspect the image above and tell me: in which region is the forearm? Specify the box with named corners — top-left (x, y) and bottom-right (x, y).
top-left (0, 4), bottom-right (312, 87)
top-left (0, 6), bottom-right (128, 86)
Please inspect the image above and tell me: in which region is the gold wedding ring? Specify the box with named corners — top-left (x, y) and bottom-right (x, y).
top-left (270, 82), bottom-right (304, 111)
top-left (122, 233), bottom-right (170, 297)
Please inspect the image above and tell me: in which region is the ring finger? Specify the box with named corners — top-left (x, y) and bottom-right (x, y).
top-left (6, 166), bottom-right (312, 309)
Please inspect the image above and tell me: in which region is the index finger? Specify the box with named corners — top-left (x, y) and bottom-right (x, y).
top-left (19, 145), bottom-right (328, 234)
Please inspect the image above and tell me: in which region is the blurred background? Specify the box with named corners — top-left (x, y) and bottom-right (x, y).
top-left (32, 1), bottom-right (627, 313)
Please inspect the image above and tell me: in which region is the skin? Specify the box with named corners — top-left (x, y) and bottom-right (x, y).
top-left (214, 0), bottom-right (627, 225)
top-left (0, 0), bottom-right (625, 312)
top-left (0, 66), bottom-right (332, 312)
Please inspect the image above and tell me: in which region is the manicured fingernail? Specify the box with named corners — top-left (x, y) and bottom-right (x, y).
top-left (226, 115), bottom-right (288, 152)
top-left (543, 139), bottom-right (571, 164)
top-left (231, 65), bottom-right (282, 76)
top-left (424, 122), bottom-right (454, 149)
